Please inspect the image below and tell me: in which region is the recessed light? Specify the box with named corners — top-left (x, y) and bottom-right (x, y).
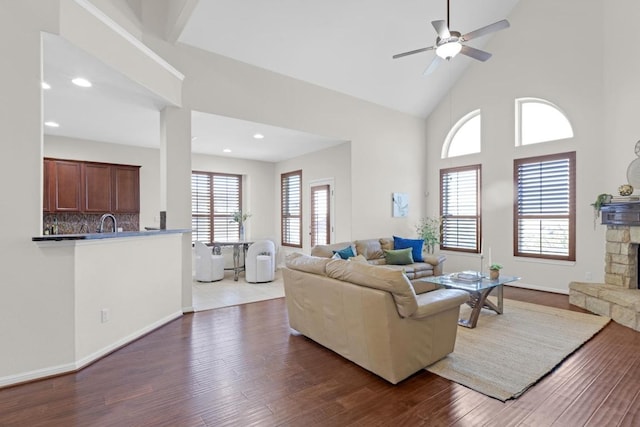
top-left (223, 148), bottom-right (232, 153)
top-left (44, 121), bottom-right (60, 128)
top-left (41, 82), bottom-right (51, 90)
top-left (72, 77), bottom-right (92, 88)
top-left (253, 133), bottom-right (264, 139)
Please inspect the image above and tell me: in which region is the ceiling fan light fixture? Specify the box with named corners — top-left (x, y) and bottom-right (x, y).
top-left (436, 41), bottom-right (462, 60)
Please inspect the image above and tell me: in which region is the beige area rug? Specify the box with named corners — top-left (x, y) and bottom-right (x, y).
top-left (426, 299), bottom-right (610, 401)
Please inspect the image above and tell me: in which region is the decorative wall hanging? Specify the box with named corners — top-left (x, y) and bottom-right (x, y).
top-left (392, 192), bottom-right (409, 217)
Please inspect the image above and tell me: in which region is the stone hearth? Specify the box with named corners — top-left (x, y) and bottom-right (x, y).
top-left (570, 220), bottom-right (640, 332)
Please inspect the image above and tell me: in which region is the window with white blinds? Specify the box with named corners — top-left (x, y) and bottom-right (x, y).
top-left (440, 165), bottom-right (481, 252)
top-left (281, 170), bottom-right (302, 247)
top-left (514, 152), bottom-right (575, 261)
top-left (191, 171), bottom-right (241, 244)
top-left (311, 184), bottom-right (330, 247)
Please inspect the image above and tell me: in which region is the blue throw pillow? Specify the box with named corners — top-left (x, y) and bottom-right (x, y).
top-left (393, 236), bottom-right (424, 262)
top-left (333, 246), bottom-right (355, 260)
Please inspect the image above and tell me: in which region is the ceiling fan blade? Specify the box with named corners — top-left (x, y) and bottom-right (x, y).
top-left (423, 56), bottom-right (443, 75)
top-left (461, 19), bottom-right (510, 41)
top-left (432, 20), bottom-right (450, 39)
top-left (392, 46), bottom-right (434, 59)
top-left (460, 45), bottom-right (492, 62)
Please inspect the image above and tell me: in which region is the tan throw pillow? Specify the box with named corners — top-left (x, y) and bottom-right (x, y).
top-left (348, 254), bottom-right (369, 263)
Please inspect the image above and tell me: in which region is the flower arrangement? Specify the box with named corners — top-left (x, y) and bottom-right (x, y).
top-left (232, 211), bottom-right (252, 224)
top-left (489, 263), bottom-right (503, 271)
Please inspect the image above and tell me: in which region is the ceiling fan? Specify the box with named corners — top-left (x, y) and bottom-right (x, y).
top-left (392, 0), bottom-right (510, 75)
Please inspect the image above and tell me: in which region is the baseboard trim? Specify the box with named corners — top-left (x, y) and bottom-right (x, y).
top-left (0, 363), bottom-right (77, 389)
top-left (0, 311), bottom-right (183, 389)
top-left (507, 282), bottom-right (569, 295)
top-left (74, 311), bottom-right (184, 370)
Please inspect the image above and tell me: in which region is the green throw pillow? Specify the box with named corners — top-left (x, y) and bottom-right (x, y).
top-left (383, 247), bottom-right (414, 265)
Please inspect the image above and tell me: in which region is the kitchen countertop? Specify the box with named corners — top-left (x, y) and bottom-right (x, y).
top-left (32, 228), bottom-right (191, 242)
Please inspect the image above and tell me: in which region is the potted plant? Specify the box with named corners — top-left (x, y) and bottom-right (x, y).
top-left (489, 263), bottom-right (502, 280)
top-left (416, 216), bottom-right (440, 254)
top-left (591, 193), bottom-right (612, 228)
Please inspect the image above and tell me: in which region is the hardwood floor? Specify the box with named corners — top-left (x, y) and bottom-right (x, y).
top-left (2, 287), bottom-right (640, 426)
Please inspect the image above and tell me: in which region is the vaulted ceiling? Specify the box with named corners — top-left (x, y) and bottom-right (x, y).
top-left (43, 0), bottom-right (521, 161)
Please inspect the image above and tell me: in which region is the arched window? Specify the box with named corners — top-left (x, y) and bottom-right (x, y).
top-left (441, 109), bottom-right (481, 158)
top-left (516, 98), bottom-right (573, 146)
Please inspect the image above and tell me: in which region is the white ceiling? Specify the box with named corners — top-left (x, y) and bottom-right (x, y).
top-left (43, 0), bottom-right (520, 162)
top-left (178, 0), bottom-right (521, 118)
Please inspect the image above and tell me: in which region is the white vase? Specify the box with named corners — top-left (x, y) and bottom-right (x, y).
top-left (239, 224), bottom-right (245, 241)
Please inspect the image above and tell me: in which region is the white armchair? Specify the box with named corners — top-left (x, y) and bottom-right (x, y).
top-left (245, 240), bottom-right (276, 283)
top-left (195, 241), bottom-right (225, 282)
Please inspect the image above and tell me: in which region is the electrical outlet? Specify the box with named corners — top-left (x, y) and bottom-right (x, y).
top-left (101, 308), bottom-right (110, 323)
top-left (585, 272), bottom-right (593, 281)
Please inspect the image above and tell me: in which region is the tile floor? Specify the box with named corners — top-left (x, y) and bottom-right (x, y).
top-left (192, 269), bottom-right (285, 311)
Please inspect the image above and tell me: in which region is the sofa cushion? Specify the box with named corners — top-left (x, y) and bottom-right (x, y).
top-left (285, 253), bottom-right (331, 276)
top-left (325, 259), bottom-right (418, 318)
top-left (393, 236), bottom-right (424, 262)
top-left (333, 245), bottom-right (355, 259)
top-left (311, 242), bottom-right (356, 258)
top-left (379, 237), bottom-right (394, 252)
top-left (348, 254), bottom-right (369, 263)
top-left (384, 248), bottom-right (414, 265)
top-left (354, 239), bottom-right (384, 260)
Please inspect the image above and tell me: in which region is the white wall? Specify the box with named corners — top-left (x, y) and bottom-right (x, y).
top-left (603, 2), bottom-right (640, 189)
top-left (425, 0), bottom-right (606, 293)
top-left (146, 38), bottom-right (429, 245)
top-left (44, 135), bottom-right (162, 229)
top-left (74, 234), bottom-right (183, 364)
top-left (0, 1), bottom-right (79, 384)
top-left (0, 0), bottom-right (187, 386)
top-left (276, 142), bottom-right (352, 253)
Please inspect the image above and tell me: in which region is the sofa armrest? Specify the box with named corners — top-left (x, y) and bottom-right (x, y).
top-left (422, 254), bottom-right (446, 275)
top-left (410, 289), bottom-right (469, 319)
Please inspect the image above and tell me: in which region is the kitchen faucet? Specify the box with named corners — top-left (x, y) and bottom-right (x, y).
top-left (98, 213), bottom-right (118, 233)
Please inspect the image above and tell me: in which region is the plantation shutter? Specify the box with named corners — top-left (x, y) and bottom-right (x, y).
top-left (191, 172), bottom-right (212, 243)
top-left (191, 172), bottom-right (242, 244)
top-left (514, 152), bottom-right (575, 260)
top-left (310, 184), bottom-right (330, 247)
top-left (281, 170), bottom-right (302, 247)
top-left (212, 174), bottom-right (241, 242)
top-left (440, 165), bottom-right (481, 252)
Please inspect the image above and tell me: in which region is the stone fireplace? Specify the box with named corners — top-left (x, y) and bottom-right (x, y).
top-left (570, 202), bottom-right (640, 331)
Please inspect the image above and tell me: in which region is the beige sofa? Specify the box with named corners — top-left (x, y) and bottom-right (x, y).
top-left (311, 238), bottom-right (446, 294)
top-left (283, 253), bottom-right (469, 384)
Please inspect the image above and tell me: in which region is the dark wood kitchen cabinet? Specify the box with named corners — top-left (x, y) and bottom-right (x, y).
top-left (43, 159), bottom-right (51, 212)
top-left (44, 158), bottom-right (140, 213)
top-left (83, 162), bottom-right (112, 212)
top-left (113, 165), bottom-right (140, 213)
top-left (48, 159), bottom-right (83, 212)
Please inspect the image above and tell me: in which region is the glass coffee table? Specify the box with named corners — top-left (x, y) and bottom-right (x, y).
top-left (419, 272), bottom-right (520, 328)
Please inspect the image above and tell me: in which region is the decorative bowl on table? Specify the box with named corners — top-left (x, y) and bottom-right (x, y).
top-left (619, 184), bottom-right (634, 196)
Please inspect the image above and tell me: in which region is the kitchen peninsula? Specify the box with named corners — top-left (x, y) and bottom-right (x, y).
top-left (30, 228), bottom-right (190, 378)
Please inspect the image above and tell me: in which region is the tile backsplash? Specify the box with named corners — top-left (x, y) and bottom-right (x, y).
top-left (43, 213), bottom-right (139, 235)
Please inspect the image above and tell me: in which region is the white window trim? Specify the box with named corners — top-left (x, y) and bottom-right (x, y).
top-left (515, 97), bottom-right (574, 147)
top-left (441, 109), bottom-right (481, 159)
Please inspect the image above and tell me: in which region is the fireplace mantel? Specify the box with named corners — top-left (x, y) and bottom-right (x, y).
top-left (601, 202), bottom-right (640, 226)
top-left (570, 203), bottom-right (640, 331)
